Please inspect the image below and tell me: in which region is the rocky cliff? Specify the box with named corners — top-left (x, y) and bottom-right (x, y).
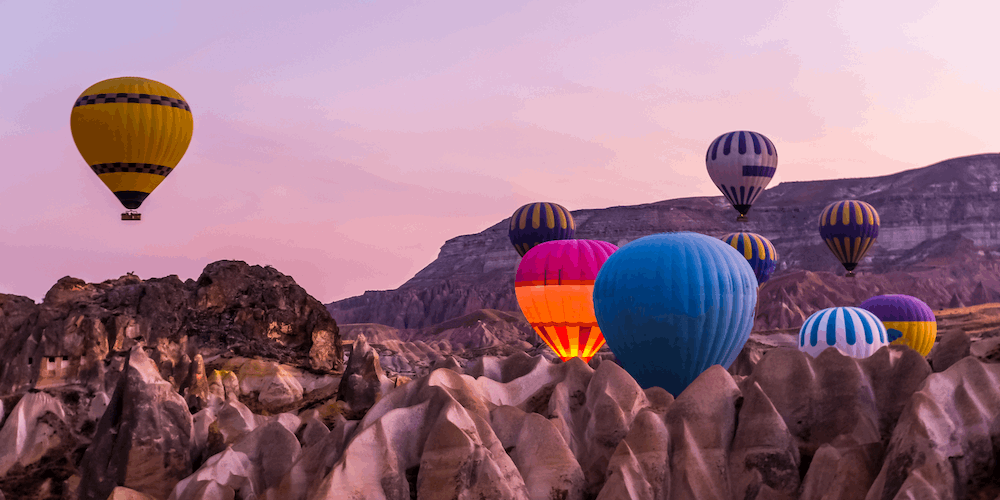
top-left (328, 153), bottom-right (1000, 329)
top-left (0, 260), bottom-right (343, 398)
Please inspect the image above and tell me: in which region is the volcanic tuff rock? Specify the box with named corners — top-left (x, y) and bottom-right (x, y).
top-left (77, 346), bottom-right (196, 500)
top-left (2, 296), bottom-right (1000, 498)
top-left (328, 153), bottom-right (1000, 330)
top-left (161, 342), bottom-right (998, 500)
top-left (0, 260), bottom-right (342, 397)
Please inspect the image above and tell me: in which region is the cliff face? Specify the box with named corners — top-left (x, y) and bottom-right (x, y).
top-left (328, 153), bottom-right (1000, 329)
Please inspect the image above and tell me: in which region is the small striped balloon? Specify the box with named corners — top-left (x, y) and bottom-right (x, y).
top-left (798, 306), bottom-right (888, 359)
top-left (818, 200), bottom-right (880, 276)
top-left (706, 131), bottom-right (778, 221)
top-left (721, 231), bottom-right (778, 285)
top-left (508, 202), bottom-right (576, 257)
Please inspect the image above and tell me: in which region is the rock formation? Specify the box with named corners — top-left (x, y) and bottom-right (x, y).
top-left (156, 341), bottom-right (998, 500)
top-left (77, 346), bottom-right (196, 500)
top-left (0, 260), bottom-right (342, 397)
top-left (1, 263), bottom-right (999, 497)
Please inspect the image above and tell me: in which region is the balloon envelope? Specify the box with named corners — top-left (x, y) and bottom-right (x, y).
top-left (70, 76), bottom-right (194, 211)
top-left (798, 307), bottom-right (888, 359)
top-left (859, 294), bottom-right (937, 357)
top-left (508, 202), bottom-right (576, 256)
top-left (593, 232), bottom-right (758, 396)
top-left (818, 200), bottom-right (880, 274)
top-left (706, 131), bottom-right (778, 219)
top-left (721, 231), bottom-right (778, 285)
top-left (515, 239), bottom-right (618, 362)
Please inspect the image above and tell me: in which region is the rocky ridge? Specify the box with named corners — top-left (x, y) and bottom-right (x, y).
top-left (328, 153), bottom-right (1000, 330)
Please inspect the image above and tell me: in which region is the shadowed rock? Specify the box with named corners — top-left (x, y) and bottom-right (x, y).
top-left (0, 392), bottom-right (68, 478)
top-left (335, 334), bottom-right (393, 420)
top-left (928, 330), bottom-right (972, 373)
top-left (169, 420), bottom-right (301, 499)
top-left (77, 347), bottom-right (195, 500)
top-left (728, 381), bottom-right (801, 499)
top-left (866, 357), bottom-right (1000, 499)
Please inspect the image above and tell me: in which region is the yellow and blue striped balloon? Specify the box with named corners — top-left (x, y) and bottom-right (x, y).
top-left (818, 200), bottom-right (880, 276)
top-left (721, 231), bottom-right (778, 285)
top-left (508, 202), bottom-right (576, 257)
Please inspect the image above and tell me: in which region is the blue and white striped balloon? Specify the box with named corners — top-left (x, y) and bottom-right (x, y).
top-left (798, 306), bottom-right (888, 359)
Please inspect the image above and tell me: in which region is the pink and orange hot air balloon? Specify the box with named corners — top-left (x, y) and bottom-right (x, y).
top-left (514, 239), bottom-right (618, 362)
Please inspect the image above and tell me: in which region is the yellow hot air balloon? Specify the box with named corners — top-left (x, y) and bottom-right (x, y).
top-left (70, 77), bottom-right (193, 220)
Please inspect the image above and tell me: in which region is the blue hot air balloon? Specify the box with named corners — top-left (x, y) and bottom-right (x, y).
top-left (508, 202), bottom-right (576, 257)
top-left (721, 231), bottom-right (779, 285)
top-left (593, 232), bottom-right (758, 396)
top-left (798, 306), bottom-right (888, 359)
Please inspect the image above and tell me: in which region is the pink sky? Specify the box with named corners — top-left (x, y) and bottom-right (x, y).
top-left (2, 0), bottom-right (999, 304)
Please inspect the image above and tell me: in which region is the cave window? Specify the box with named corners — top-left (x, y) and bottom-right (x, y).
top-left (28, 357), bottom-right (32, 365)
top-left (49, 357), bottom-right (55, 363)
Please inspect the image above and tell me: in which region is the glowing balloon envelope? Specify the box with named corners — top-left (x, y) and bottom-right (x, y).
top-left (721, 231), bottom-right (779, 285)
top-left (593, 232), bottom-right (757, 395)
top-left (859, 294), bottom-right (937, 357)
top-left (508, 202), bottom-right (576, 256)
top-left (706, 131), bottom-right (778, 221)
top-left (515, 239), bottom-right (618, 362)
top-left (798, 306), bottom-right (888, 359)
top-left (70, 76), bottom-right (194, 220)
top-left (818, 200), bottom-right (880, 276)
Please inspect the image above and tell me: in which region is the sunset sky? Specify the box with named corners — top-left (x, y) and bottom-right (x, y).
top-left (2, 0), bottom-right (998, 304)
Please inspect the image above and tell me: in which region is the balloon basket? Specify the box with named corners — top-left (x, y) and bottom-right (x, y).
top-left (121, 211), bottom-right (141, 221)
top-left (736, 214), bottom-right (748, 222)
top-left (845, 271), bottom-right (855, 278)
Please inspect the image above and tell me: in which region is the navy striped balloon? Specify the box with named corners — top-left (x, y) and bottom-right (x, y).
top-left (798, 306), bottom-right (888, 359)
top-left (818, 200), bottom-right (880, 275)
top-left (706, 131), bottom-right (778, 221)
top-left (721, 231), bottom-right (778, 285)
top-left (508, 202), bottom-right (576, 257)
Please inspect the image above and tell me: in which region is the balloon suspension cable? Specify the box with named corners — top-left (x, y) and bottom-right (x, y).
top-left (121, 210), bottom-right (141, 221)
top-left (736, 213), bottom-right (748, 222)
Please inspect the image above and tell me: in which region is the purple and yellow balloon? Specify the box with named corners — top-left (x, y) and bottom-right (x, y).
top-left (818, 200), bottom-right (880, 277)
top-left (859, 294), bottom-right (937, 357)
top-left (508, 202), bottom-right (576, 257)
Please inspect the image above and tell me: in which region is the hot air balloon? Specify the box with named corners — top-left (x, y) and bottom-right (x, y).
top-left (706, 131), bottom-right (778, 222)
top-left (798, 306), bottom-right (888, 359)
top-left (859, 294), bottom-right (937, 357)
top-left (818, 200), bottom-right (880, 276)
top-left (721, 231), bottom-right (779, 286)
top-left (515, 239), bottom-right (618, 362)
top-left (508, 202), bottom-right (576, 256)
top-left (593, 232), bottom-right (757, 396)
top-left (70, 77), bottom-right (194, 221)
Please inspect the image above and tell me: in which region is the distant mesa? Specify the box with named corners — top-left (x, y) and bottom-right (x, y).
top-left (327, 153), bottom-right (1000, 333)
